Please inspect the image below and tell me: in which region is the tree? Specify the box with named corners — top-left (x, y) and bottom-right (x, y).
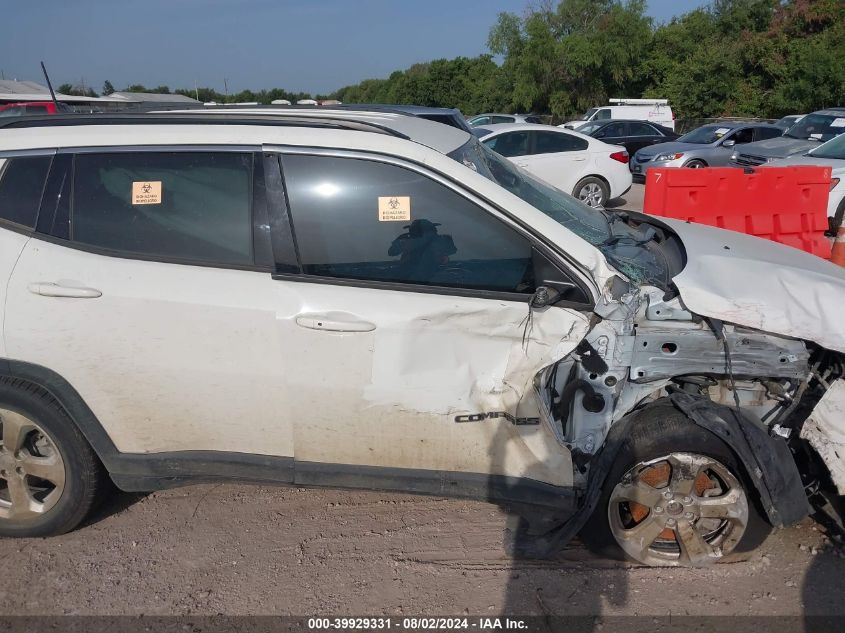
top-left (102, 80), bottom-right (115, 95)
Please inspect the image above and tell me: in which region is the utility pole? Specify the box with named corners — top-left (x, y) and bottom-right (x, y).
top-left (224, 77), bottom-right (229, 97)
top-left (194, 80), bottom-right (199, 102)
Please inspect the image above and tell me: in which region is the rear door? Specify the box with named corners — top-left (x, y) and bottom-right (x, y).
top-left (626, 121), bottom-right (666, 155)
top-left (4, 147), bottom-right (294, 466)
top-left (514, 131), bottom-right (590, 194)
top-left (0, 154), bottom-right (53, 358)
top-left (265, 149), bottom-right (591, 491)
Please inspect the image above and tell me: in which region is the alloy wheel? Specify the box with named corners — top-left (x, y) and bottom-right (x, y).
top-left (607, 452), bottom-right (749, 566)
top-left (577, 182), bottom-right (604, 208)
top-left (0, 408), bottom-right (66, 521)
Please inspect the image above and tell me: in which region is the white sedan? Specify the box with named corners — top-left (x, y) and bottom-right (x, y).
top-left (770, 133), bottom-right (845, 232)
top-left (476, 123), bottom-right (632, 208)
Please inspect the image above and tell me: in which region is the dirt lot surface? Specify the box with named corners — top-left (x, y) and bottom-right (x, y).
top-left (0, 483), bottom-right (843, 621)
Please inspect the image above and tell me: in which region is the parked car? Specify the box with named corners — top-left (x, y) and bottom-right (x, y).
top-left (468, 113), bottom-right (545, 126)
top-left (732, 109), bottom-right (845, 167)
top-left (576, 119), bottom-right (679, 158)
top-left (1, 111), bottom-right (845, 570)
top-left (477, 123), bottom-right (632, 208)
top-left (769, 132), bottom-right (845, 233)
top-left (0, 101), bottom-right (71, 117)
top-left (773, 114), bottom-right (805, 131)
top-left (631, 122), bottom-right (782, 178)
top-left (561, 99), bottom-right (675, 131)
top-left (342, 104), bottom-right (473, 133)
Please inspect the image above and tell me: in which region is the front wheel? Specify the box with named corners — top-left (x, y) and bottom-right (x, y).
top-left (580, 403), bottom-right (771, 566)
top-left (683, 159), bottom-right (707, 169)
top-left (573, 177), bottom-right (609, 208)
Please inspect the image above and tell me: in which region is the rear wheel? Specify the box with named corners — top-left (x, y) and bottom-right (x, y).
top-left (581, 403), bottom-right (771, 566)
top-left (0, 379), bottom-right (104, 537)
top-left (573, 177), bottom-right (609, 208)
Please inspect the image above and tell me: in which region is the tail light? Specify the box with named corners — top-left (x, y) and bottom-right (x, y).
top-left (610, 150), bottom-right (629, 164)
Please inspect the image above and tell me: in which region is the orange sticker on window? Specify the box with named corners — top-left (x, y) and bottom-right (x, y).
top-left (378, 196), bottom-right (411, 221)
top-left (132, 181), bottom-right (162, 205)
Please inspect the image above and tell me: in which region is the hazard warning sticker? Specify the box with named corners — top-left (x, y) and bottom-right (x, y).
top-left (378, 196), bottom-right (411, 222)
top-left (132, 181), bottom-right (162, 205)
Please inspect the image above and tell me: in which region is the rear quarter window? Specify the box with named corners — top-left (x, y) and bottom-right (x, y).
top-left (0, 156), bottom-right (52, 229)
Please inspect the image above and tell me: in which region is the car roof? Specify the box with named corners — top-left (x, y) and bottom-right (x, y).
top-left (478, 122), bottom-right (591, 136)
top-left (812, 108), bottom-right (845, 116)
top-left (0, 109), bottom-right (473, 156)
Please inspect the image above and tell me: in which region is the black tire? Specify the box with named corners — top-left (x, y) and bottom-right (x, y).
top-left (0, 377), bottom-right (105, 537)
top-left (572, 176), bottom-right (610, 208)
top-left (580, 401), bottom-right (771, 565)
top-left (683, 159), bottom-right (707, 169)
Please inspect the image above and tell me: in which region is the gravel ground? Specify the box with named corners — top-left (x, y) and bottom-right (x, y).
top-left (0, 483), bottom-right (843, 619)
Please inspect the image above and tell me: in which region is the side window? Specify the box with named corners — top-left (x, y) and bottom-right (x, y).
top-left (525, 116), bottom-right (544, 124)
top-left (71, 152), bottom-right (254, 265)
top-left (628, 122), bottom-right (657, 137)
top-left (0, 156), bottom-right (52, 228)
top-left (491, 116), bottom-right (514, 124)
top-left (596, 109), bottom-right (612, 120)
top-left (599, 122), bottom-right (626, 138)
top-left (282, 155), bottom-right (536, 294)
top-left (483, 131), bottom-right (529, 158)
top-left (754, 126), bottom-right (782, 141)
top-left (0, 106), bottom-right (24, 118)
top-left (532, 131), bottom-right (589, 154)
top-left (472, 116), bottom-right (491, 126)
top-left (730, 128), bottom-right (754, 145)
top-left (25, 105), bottom-right (49, 114)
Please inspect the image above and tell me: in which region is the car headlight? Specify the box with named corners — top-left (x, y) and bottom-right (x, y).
top-left (655, 152), bottom-right (684, 161)
top-left (731, 152), bottom-right (738, 161)
top-left (831, 177), bottom-right (841, 191)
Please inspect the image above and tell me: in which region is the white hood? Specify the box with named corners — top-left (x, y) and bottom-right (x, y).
top-left (661, 218), bottom-right (845, 353)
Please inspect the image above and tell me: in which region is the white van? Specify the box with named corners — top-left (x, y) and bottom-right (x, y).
top-left (562, 99), bottom-right (675, 131)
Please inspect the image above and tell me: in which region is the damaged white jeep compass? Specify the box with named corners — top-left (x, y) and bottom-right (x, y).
top-left (0, 110), bottom-right (843, 567)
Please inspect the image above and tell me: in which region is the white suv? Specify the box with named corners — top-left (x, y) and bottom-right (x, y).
top-left (0, 111), bottom-right (844, 568)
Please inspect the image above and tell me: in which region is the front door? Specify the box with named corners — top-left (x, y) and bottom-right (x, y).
top-left (267, 151), bottom-right (590, 488)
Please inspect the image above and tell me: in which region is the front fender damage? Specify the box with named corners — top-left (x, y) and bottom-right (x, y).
top-left (669, 391), bottom-right (812, 527)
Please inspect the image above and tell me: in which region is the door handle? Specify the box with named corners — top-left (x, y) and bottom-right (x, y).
top-left (295, 313), bottom-right (376, 332)
top-left (573, 156), bottom-right (587, 162)
top-left (28, 282), bottom-right (102, 299)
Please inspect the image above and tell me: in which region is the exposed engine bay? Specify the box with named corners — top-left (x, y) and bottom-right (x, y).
top-left (534, 212), bottom-right (845, 528)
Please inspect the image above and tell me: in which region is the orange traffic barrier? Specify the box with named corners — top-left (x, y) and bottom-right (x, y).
top-left (643, 166), bottom-right (833, 258)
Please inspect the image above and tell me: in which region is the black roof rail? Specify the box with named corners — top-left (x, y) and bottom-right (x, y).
top-left (0, 112), bottom-right (411, 139)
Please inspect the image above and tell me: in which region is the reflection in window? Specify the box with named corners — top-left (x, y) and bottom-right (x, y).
top-left (283, 155), bottom-right (535, 293)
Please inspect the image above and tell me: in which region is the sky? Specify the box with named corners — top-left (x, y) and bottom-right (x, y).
top-left (0, 0), bottom-right (709, 96)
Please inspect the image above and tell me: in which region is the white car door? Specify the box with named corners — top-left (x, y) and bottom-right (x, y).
top-left (4, 149), bottom-right (295, 465)
top-left (266, 150), bottom-right (591, 490)
top-left (507, 130), bottom-right (591, 195)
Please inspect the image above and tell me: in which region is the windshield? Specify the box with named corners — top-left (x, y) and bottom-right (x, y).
top-left (447, 138), bottom-right (677, 289)
top-left (808, 133), bottom-right (845, 160)
top-left (775, 115), bottom-right (800, 128)
top-left (676, 124), bottom-right (733, 145)
top-left (785, 113), bottom-right (845, 142)
top-left (580, 108), bottom-right (598, 121)
top-left (578, 122), bottom-right (605, 135)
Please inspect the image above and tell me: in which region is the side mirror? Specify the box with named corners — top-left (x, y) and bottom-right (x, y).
top-left (722, 139), bottom-right (736, 148)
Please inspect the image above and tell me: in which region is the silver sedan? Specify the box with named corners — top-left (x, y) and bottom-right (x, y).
top-left (630, 122), bottom-right (782, 177)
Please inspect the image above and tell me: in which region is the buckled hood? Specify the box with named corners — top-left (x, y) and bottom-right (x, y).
top-left (660, 218), bottom-right (845, 353)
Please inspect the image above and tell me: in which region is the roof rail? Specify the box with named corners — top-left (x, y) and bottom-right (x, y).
top-left (0, 112), bottom-right (411, 139)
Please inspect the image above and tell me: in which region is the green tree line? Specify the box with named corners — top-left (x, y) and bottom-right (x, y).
top-left (332, 0), bottom-right (845, 119)
top-left (58, 0), bottom-right (845, 120)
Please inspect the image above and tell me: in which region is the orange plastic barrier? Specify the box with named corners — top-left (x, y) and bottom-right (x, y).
top-left (643, 166), bottom-right (833, 258)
